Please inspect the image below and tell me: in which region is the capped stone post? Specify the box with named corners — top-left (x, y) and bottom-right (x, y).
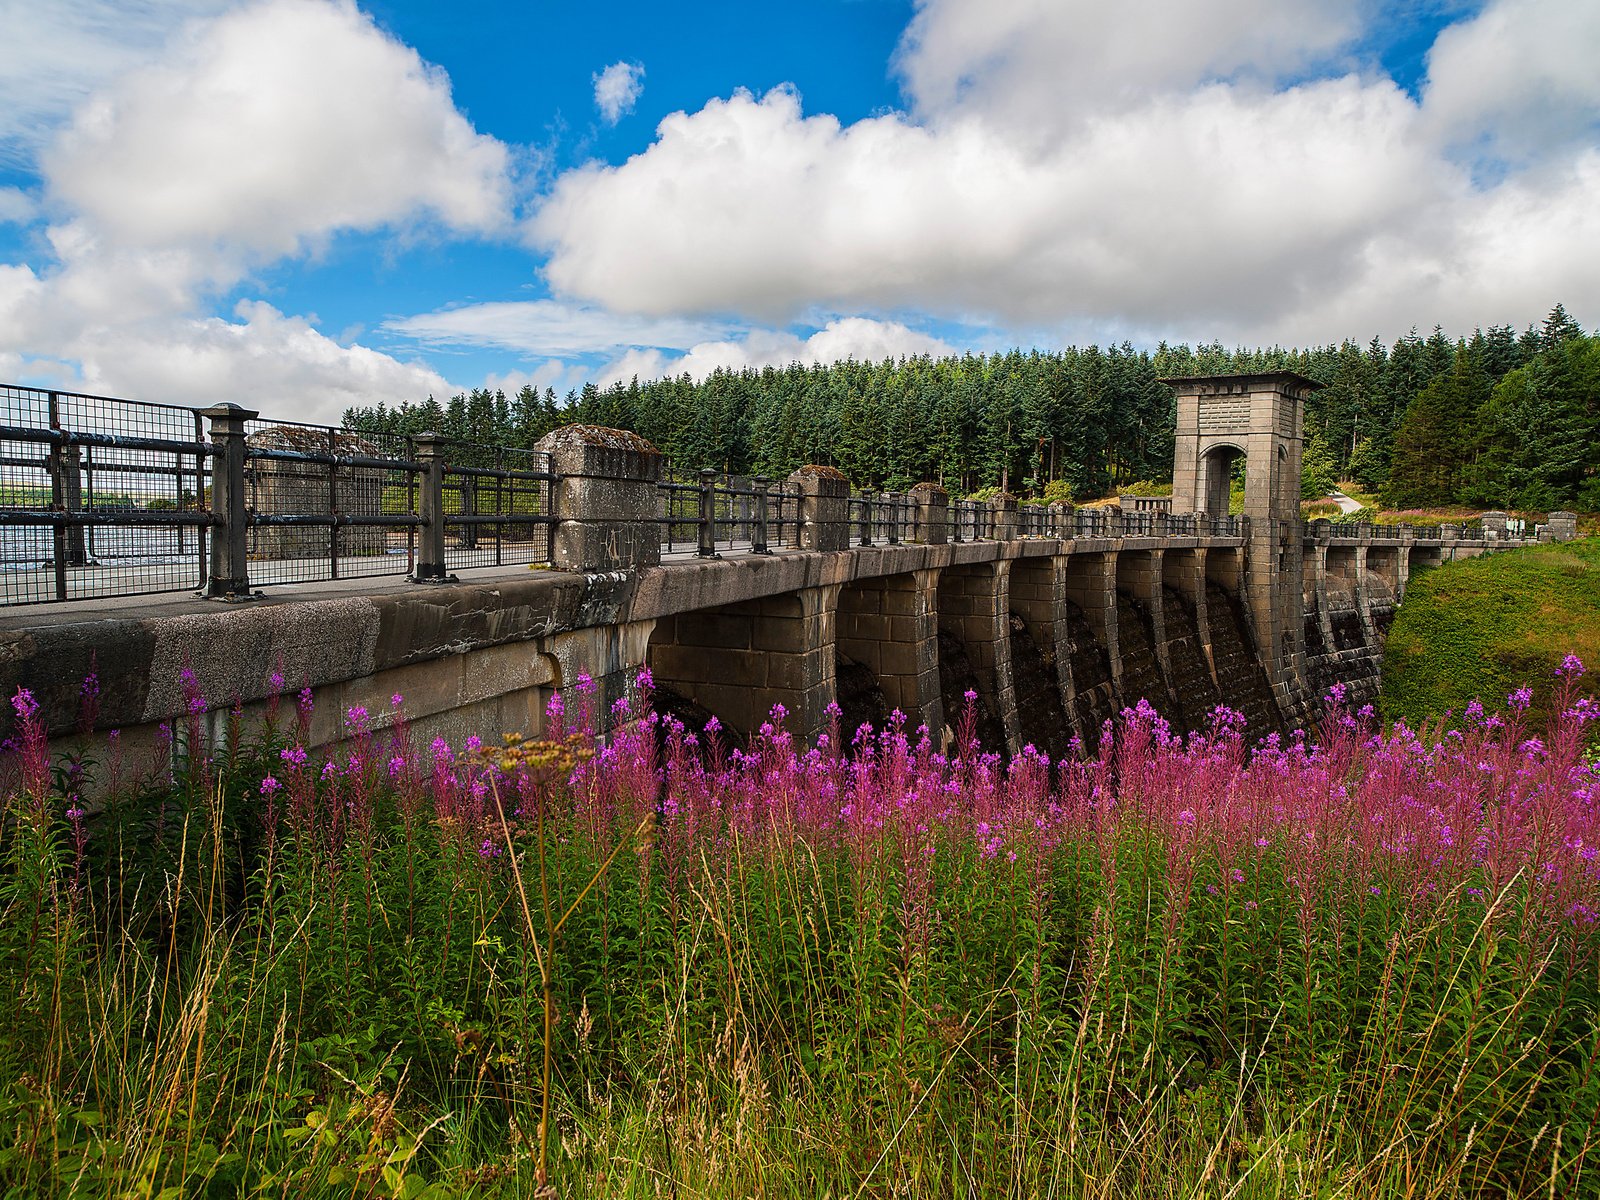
top-left (910, 482), bottom-right (948, 545)
top-left (1481, 511), bottom-right (1508, 541)
top-left (1549, 511), bottom-right (1579, 543)
top-left (534, 425), bottom-right (663, 571)
top-left (989, 492), bottom-right (1018, 541)
top-left (789, 465), bottom-right (849, 551)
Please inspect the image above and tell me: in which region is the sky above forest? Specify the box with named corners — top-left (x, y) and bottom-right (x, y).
top-left (1, 0), bottom-right (1597, 424)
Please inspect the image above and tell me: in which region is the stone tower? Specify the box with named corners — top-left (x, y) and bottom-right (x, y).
top-left (1165, 372), bottom-right (1324, 722)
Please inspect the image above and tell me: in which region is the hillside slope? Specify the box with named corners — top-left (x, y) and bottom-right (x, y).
top-left (1380, 537), bottom-right (1600, 729)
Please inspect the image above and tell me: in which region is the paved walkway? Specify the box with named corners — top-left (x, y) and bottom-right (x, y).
top-left (1327, 490), bottom-right (1365, 515)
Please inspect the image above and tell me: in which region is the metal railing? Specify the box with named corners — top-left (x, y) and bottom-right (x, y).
top-left (0, 386), bottom-right (565, 606)
top-left (0, 385), bottom-right (215, 603)
top-left (847, 491), bottom-right (915, 548)
top-left (657, 467), bottom-right (802, 557)
top-left (441, 443), bottom-right (556, 573)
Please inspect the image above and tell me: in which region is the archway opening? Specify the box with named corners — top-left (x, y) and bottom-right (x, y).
top-left (1200, 445), bottom-right (1246, 515)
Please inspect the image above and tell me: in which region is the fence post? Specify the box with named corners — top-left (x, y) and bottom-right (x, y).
top-left (411, 433), bottom-right (452, 582)
top-left (752, 475), bottom-right (771, 555)
top-left (698, 468), bottom-right (717, 557)
top-left (199, 403), bottom-right (259, 599)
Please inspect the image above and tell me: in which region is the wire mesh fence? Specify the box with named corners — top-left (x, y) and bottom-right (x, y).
top-left (243, 416), bottom-right (423, 587)
top-left (441, 444), bottom-right (556, 573)
top-left (0, 385), bottom-right (213, 604)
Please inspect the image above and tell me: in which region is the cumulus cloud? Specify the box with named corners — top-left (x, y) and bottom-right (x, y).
top-left (896, 0), bottom-right (1358, 138)
top-left (44, 0), bottom-right (512, 278)
top-left (595, 317), bottom-right (958, 386)
top-left (528, 0), bottom-right (1600, 347)
top-left (66, 301), bottom-right (455, 419)
top-left (1422, 0), bottom-right (1600, 166)
top-left (2, 0), bottom-right (517, 421)
top-left (593, 60), bottom-right (644, 125)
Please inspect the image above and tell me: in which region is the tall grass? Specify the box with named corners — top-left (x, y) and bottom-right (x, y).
top-left (2, 664), bottom-right (1599, 1197)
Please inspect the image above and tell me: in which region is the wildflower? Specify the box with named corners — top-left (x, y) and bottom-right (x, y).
top-left (1509, 686), bottom-right (1533, 712)
top-left (259, 776), bottom-right (282, 796)
top-left (1559, 654), bottom-right (1586, 678)
top-left (1231, 868), bottom-right (1245, 884)
top-left (388, 755), bottom-right (407, 779)
top-left (576, 672), bottom-right (596, 695)
top-left (635, 666), bottom-right (654, 690)
top-left (1176, 809), bottom-right (1196, 826)
top-left (478, 839), bottom-right (502, 859)
top-left (280, 746), bottom-right (308, 769)
top-left (346, 705), bottom-right (369, 728)
top-left (391, 693), bottom-right (405, 708)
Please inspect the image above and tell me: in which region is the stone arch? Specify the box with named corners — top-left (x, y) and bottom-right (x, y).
top-left (645, 585), bottom-right (838, 744)
top-left (834, 570), bottom-right (941, 741)
top-left (1197, 440), bottom-right (1246, 516)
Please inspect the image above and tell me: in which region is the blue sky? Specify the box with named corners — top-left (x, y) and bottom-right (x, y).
top-left (1, 0), bottom-right (1597, 424)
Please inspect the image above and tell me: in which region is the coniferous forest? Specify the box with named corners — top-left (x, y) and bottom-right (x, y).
top-left (346, 304), bottom-right (1599, 510)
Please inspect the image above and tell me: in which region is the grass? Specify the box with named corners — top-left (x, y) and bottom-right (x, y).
top-left (3, 674), bottom-right (1600, 1197)
top-left (1381, 535), bottom-right (1600, 732)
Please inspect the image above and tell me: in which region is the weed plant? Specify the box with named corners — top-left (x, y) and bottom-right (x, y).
top-left (2, 663), bottom-right (1599, 1197)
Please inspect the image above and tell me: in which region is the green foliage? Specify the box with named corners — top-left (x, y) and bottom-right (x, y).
top-left (1300, 432), bottom-right (1338, 500)
top-left (1381, 536), bottom-right (1600, 731)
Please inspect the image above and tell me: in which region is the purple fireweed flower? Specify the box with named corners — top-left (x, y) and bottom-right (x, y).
top-left (1509, 686), bottom-right (1533, 712)
top-left (269, 670), bottom-right (285, 692)
top-left (576, 672), bottom-right (596, 695)
top-left (479, 838), bottom-right (502, 859)
top-left (280, 746), bottom-right (308, 769)
top-left (259, 776), bottom-right (281, 796)
top-left (388, 755), bottom-right (407, 780)
top-left (1559, 654), bottom-right (1586, 677)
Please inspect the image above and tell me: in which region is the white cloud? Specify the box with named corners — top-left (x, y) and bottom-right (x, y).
top-left (528, 0), bottom-right (1600, 347)
top-left (896, 0), bottom-right (1359, 139)
top-left (44, 0), bottom-right (512, 278)
top-left (0, 0), bottom-right (232, 167)
top-left (1422, 0), bottom-right (1600, 166)
top-left (596, 317), bottom-right (957, 386)
top-left (65, 301), bottom-right (454, 423)
top-left (1, 0), bottom-right (515, 421)
top-left (533, 79), bottom-right (1437, 330)
top-left (385, 299), bottom-right (731, 356)
top-left (0, 188), bottom-right (38, 224)
top-left (593, 60), bottom-right (644, 125)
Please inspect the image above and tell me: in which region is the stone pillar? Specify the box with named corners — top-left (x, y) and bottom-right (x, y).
top-left (837, 571), bottom-right (943, 737)
top-left (910, 482), bottom-right (948, 545)
top-left (937, 561), bottom-right (1020, 753)
top-left (1549, 511), bottom-right (1579, 542)
top-left (790, 465), bottom-right (849, 552)
top-left (989, 494), bottom-right (1018, 541)
top-left (1062, 551), bottom-right (1119, 695)
top-left (199, 403), bottom-right (259, 599)
top-left (1048, 501), bottom-right (1074, 540)
top-left (1481, 511), bottom-right (1508, 541)
top-left (534, 425), bottom-right (663, 572)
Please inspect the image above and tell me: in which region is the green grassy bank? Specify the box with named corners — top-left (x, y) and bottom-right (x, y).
top-left (1380, 535), bottom-right (1600, 730)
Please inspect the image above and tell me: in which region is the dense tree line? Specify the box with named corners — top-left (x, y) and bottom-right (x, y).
top-left (345, 305), bottom-right (1596, 507)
